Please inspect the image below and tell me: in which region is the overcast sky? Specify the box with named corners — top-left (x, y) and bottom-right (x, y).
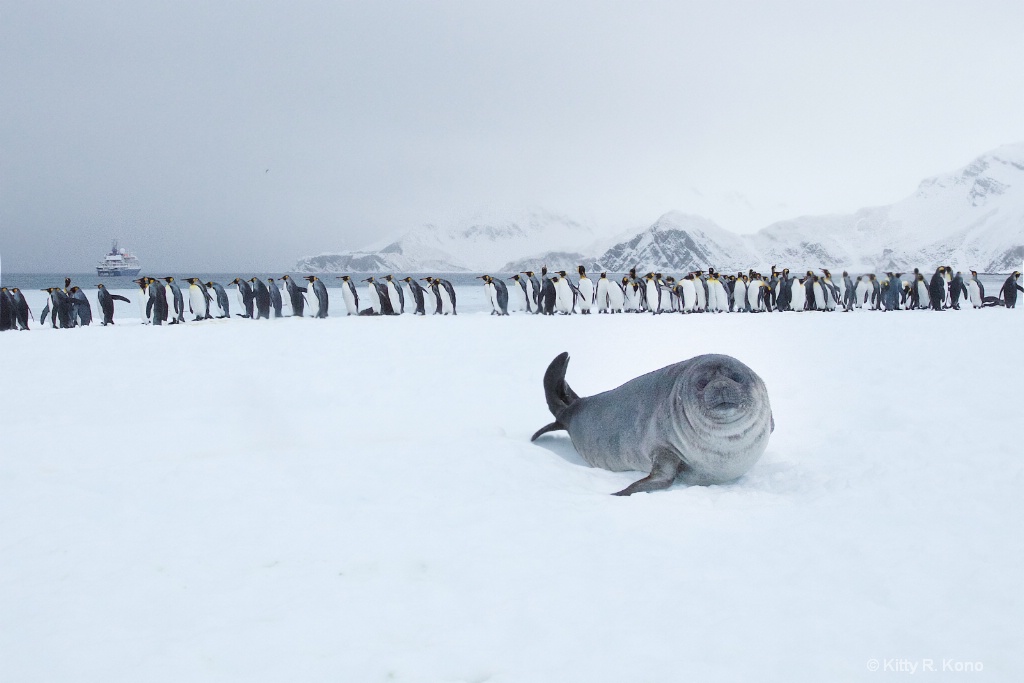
top-left (3, 0), bottom-right (1024, 272)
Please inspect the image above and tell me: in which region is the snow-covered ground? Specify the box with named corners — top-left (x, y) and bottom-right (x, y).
top-left (1, 297), bottom-right (1022, 682)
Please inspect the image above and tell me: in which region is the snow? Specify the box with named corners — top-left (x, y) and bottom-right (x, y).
top-left (2, 293), bottom-right (1022, 682)
top-left (296, 143), bottom-right (1024, 274)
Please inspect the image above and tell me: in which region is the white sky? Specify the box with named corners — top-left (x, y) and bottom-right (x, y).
top-left (2, 0), bottom-right (1024, 271)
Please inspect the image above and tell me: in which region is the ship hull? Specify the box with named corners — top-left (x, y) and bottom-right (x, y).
top-left (97, 267), bottom-right (143, 277)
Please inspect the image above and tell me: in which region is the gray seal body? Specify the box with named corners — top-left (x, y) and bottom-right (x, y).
top-left (532, 352), bottom-right (774, 495)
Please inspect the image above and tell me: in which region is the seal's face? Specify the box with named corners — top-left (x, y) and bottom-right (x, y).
top-left (675, 356), bottom-right (765, 423)
top-left (685, 356), bottom-right (760, 423)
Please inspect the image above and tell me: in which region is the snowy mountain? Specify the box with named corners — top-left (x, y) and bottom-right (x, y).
top-left (296, 144), bottom-right (1024, 274)
top-left (751, 142), bottom-right (1024, 271)
top-left (592, 212), bottom-right (762, 273)
top-left (295, 209), bottom-right (597, 273)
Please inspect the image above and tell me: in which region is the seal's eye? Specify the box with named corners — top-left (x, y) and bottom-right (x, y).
top-left (696, 379), bottom-right (709, 391)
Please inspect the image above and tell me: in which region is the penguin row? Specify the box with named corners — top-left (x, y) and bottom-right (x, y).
top-left (5, 267), bottom-right (1020, 331)
top-left (476, 266), bottom-right (1024, 315)
top-left (0, 273), bottom-right (460, 330)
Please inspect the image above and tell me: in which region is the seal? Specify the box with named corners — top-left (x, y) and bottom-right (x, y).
top-left (531, 352), bottom-right (774, 496)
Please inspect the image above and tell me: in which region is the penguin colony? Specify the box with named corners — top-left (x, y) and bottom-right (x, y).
top-left (486, 265), bottom-right (1024, 316)
top-left (2, 268), bottom-right (1022, 331)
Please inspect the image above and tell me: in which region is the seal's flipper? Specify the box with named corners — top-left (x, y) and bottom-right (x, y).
top-left (530, 421), bottom-right (566, 441)
top-left (612, 449), bottom-right (684, 496)
top-left (542, 352), bottom-right (579, 417)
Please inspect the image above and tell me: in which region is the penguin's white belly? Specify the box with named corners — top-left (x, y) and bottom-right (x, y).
top-left (440, 289), bottom-right (453, 314)
top-left (490, 284), bottom-right (500, 311)
top-left (188, 288), bottom-right (205, 318)
top-left (555, 283), bottom-right (573, 313)
top-left (578, 280), bottom-right (593, 311)
top-left (706, 283), bottom-right (719, 311)
top-left (712, 282), bottom-right (728, 311)
top-left (423, 287), bottom-right (439, 312)
top-left (693, 283), bottom-right (705, 310)
top-left (791, 284), bottom-right (806, 311)
top-left (917, 282), bottom-right (930, 307)
top-left (643, 282), bottom-right (657, 311)
top-left (731, 282), bottom-right (745, 311)
top-left (967, 281), bottom-right (981, 307)
top-left (386, 283), bottom-right (401, 313)
top-left (623, 285), bottom-right (637, 311)
top-left (595, 280), bottom-right (608, 310)
top-left (342, 288), bottom-right (357, 314)
top-left (812, 283), bottom-right (825, 309)
top-left (136, 291), bottom-right (147, 321)
top-left (366, 285), bottom-right (381, 313)
top-left (747, 284), bottom-right (760, 310)
top-left (608, 283), bottom-right (624, 311)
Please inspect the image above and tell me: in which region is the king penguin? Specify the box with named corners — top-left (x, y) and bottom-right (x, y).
top-left (302, 275), bottom-right (329, 318)
top-left (337, 275), bottom-right (361, 315)
top-left (249, 278), bottom-right (271, 319)
top-left (10, 288), bottom-right (32, 330)
top-left (1000, 271), bottom-right (1023, 308)
top-left (67, 286), bottom-right (93, 326)
top-left (509, 274), bottom-right (531, 312)
top-left (95, 283), bottom-right (130, 325)
top-left (576, 266), bottom-right (594, 314)
top-left (280, 275), bottom-right (306, 317)
top-left (185, 278), bottom-right (212, 320)
top-left (229, 277), bottom-right (255, 318)
top-left (400, 276), bottom-right (426, 315)
top-left (267, 278), bottom-right (284, 317)
top-left (205, 281), bottom-right (231, 318)
top-left (162, 277), bottom-right (186, 323)
top-left (383, 275), bottom-right (405, 314)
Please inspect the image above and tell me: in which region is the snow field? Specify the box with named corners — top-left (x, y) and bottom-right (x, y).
top-left (1, 306), bottom-right (1022, 682)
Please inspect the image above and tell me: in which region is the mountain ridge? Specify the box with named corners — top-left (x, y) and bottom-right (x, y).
top-left (296, 143), bottom-right (1024, 273)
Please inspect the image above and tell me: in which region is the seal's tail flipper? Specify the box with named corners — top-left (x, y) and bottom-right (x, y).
top-left (542, 351), bottom-right (579, 417)
top-left (530, 421), bottom-right (566, 441)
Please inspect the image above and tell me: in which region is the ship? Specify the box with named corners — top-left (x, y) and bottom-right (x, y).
top-left (96, 240), bottom-right (142, 277)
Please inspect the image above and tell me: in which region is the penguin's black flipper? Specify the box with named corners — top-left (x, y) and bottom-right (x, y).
top-left (111, 294), bottom-right (131, 303)
top-left (39, 303), bottom-right (49, 325)
top-left (531, 421), bottom-right (566, 441)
